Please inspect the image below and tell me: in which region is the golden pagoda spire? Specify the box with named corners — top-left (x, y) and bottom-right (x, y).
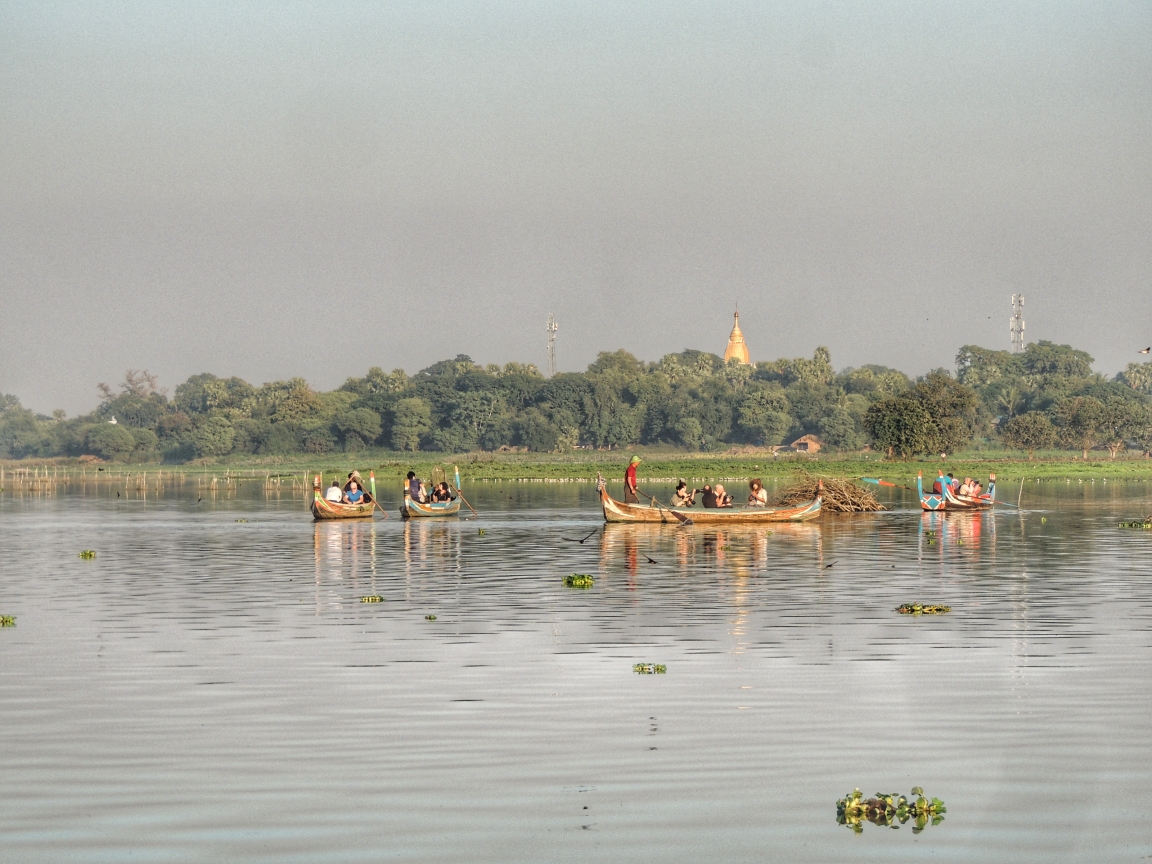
top-left (723, 310), bottom-right (751, 365)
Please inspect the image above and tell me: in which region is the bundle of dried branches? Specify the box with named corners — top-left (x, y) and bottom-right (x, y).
top-left (773, 472), bottom-right (886, 512)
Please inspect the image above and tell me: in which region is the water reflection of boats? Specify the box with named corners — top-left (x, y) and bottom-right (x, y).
top-left (600, 522), bottom-right (822, 576)
top-left (597, 475), bottom-right (821, 523)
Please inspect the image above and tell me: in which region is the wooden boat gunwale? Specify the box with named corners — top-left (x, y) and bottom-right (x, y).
top-left (596, 475), bottom-right (822, 523)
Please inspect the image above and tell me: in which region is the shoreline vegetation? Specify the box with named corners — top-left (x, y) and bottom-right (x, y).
top-left (7, 451), bottom-right (1152, 485)
top-left (8, 340), bottom-right (1152, 476)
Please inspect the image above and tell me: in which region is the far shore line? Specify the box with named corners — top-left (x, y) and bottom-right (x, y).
top-left (6, 450), bottom-right (1152, 484)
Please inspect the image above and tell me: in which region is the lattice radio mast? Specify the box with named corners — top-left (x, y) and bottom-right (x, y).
top-left (546, 313), bottom-right (558, 377)
top-left (1010, 294), bottom-right (1025, 353)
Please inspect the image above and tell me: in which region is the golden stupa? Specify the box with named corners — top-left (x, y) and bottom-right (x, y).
top-left (723, 310), bottom-right (751, 365)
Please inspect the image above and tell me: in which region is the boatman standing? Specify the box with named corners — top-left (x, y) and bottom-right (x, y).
top-left (624, 455), bottom-right (641, 504)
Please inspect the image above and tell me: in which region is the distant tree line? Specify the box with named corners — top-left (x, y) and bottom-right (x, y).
top-left (4, 342), bottom-right (1152, 462)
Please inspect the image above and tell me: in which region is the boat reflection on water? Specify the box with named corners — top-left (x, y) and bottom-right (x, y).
top-left (599, 521), bottom-right (823, 582)
top-left (312, 519), bottom-right (378, 612)
top-left (918, 509), bottom-right (997, 563)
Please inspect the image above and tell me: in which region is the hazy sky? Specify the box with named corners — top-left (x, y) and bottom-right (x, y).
top-left (2, 1), bottom-right (1150, 414)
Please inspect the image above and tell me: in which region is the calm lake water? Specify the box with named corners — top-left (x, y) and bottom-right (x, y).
top-left (2, 477), bottom-right (1152, 862)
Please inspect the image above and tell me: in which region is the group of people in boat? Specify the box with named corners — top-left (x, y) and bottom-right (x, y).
top-left (933, 473), bottom-right (989, 498)
top-left (623, 456), bottom-right (772, 509)
top-left (323, 471), bottom-right (373, 505)
top-left (404, 471), bottom-right (456, 505)
top-left (669, 478), bottom-right (770, 509)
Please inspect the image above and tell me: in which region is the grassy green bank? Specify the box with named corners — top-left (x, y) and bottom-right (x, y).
top-left (7, 449), bottom-right (1152, 486)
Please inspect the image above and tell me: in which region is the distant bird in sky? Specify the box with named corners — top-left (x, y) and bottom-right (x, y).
top-left (1140, 347), bottom-right (1150, 354)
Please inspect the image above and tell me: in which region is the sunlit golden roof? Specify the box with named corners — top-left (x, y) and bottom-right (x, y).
top-left (724, 311), bottom-right (751, 365)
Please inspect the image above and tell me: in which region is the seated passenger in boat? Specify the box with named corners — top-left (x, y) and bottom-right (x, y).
top-left (714, 484), bottom-right (734, 507)
top-left (324, 480), bottom-right (343, 503)
top-left (958, 477), bottom-right (975, 496)
top-left (701, 485), bottom-right (718, 508)
top-left (973, 481), bottom-right (985, 497)
top-left (406, 471), bottom-right (427, 503)
top-left (748, 478), bottom-right (769, 507)
top-left (430, 482), bottom-right (454, 503)
top-left (343, 480), bottom-right (365, 504)
top-left (671, 481), bottom-right (696, 507)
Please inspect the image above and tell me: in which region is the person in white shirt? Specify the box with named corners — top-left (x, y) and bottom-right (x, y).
top-left (324, 480), bottom-right (344, 503)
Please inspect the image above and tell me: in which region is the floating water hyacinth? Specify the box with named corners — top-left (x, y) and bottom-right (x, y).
top-left (897, 603), bottom-right (951, 615)
top-left (564, 574), bottom-right (594, 588)
top-left (0, 616), bottom-right (15, 627)
top-left (836, 787), bottom-right (946, 834)
top-left (633, 663), bottom-right (666, 674)
top-left (477, 529), bottom-right (486, 535)
top-left (78, 550), bottom-right (96, 559)
top-left (1118, 520), bottom-right (1152, 529)
top-left (425, 614), bottom-right (437, 620)
top-left (360, 595), bottom-right (384, 603)
top-left (235, 519), bottom-right (248, 523)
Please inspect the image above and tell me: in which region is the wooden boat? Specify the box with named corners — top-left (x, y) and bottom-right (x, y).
top-left (312, 472), bottom-right (378, 520)
top-left (919, 471), bottom-right (996, 511)
top-left (597, 475), bottom-right (822, 524)
top-left (401, 496), bottom-right (462, 518)
top-left (401, 466), bottom-right (464, 518)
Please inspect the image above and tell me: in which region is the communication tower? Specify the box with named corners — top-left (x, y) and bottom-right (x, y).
top-left (1010, 294), bottom-right (1025, 353)
top-left (546, 313), bottom-right (558, 377)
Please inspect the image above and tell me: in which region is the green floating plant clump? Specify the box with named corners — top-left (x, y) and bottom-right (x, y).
top-left (0, 616), bottom-right (15, 627)
top-left (897, 603), bottom-right (951, 615)
top-left (425, 614), bottom-right (437, 620)
top-left (633, 663), bottom-right (666, 674)
top-left (564, 574), bottom-right (595, 588)
top-left (235, 519), bottom-right (248, 523)
top-left (1118, 520), bottom-right (1152, 529)
top-left (837, 787), bottom-right (945, 834)
top-left (78, 550), bottom-right (96, 560)
top-left (360, 595), bottom-right (384, 603)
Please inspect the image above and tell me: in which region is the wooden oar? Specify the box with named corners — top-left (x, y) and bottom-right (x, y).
top-left (368, 471), bottom-right (388, 518)
top-left (860, 477), bottom-right (919, 493)
top-left (640, 491), bottom-right (694, 525)
top-left (450, 484), bottom-right (479, 518)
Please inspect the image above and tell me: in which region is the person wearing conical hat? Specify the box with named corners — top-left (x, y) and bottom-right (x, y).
top-left (624, 455), bottom-right (642, 504)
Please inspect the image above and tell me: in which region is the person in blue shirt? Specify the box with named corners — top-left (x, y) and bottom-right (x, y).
top-left (343, 480), bottom-right (365, 504)
top-left (405, 471), bottom-right (426, 503)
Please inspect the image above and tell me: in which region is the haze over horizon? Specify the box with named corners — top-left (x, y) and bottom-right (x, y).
top-left (2, 2), bottom-right (1150, 416)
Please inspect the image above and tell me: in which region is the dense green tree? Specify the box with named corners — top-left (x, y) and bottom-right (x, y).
top-left (1051, 396), bottom-right (1105, 458)
top-left (1000, 412), bottom-right (1056, 458)
top-left (87, 424), bottom-right (138, 461)
top-left (1098, 398), bottom-right (1147, 459)
top-left (392, 397), bottom-right (432, 451)
top-left (335, 408), bottom-right (382, 450)
top-left (864, 397), bottom-right (936, 459)
top-left (0, 409), bottom-right (44, 458)
top-left (191, 417), bottom-right (235, 457)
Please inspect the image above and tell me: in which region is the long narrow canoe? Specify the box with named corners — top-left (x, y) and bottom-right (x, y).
top-left (597, 478), bottom-right (821, 524)
top-left (401, 495), bottom-right (462, 518)
top-left (311, 473), bottom-right (377, 521)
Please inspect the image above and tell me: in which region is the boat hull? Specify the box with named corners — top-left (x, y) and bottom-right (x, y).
top-left (598, 484), bottom-right (821, 524)
top-left (401, 495), bottom-right (462, 518)
top-left (312, 497), bottom-right (375, 520)
top-left (918, 472), bottom-right (996, 510)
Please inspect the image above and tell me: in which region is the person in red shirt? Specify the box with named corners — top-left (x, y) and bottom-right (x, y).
top-left (624, 456), bottom-right (641, 503)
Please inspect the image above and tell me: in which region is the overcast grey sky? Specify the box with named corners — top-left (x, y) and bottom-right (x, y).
top-left (2, 1), bottom-right (1150, 414)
